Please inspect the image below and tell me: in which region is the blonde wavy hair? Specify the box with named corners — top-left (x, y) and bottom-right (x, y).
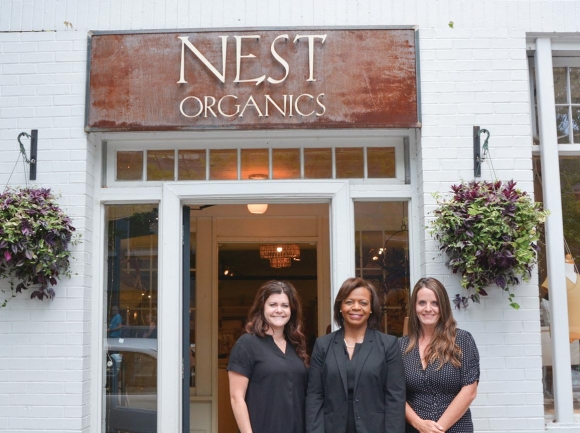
top-left (405, 277), bottom-right (462, 369)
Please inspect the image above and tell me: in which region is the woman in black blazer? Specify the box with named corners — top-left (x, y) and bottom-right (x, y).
top-left (306, 277), bottom-right (406, 433)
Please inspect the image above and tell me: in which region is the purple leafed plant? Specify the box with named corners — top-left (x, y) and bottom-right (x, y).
top-left (0, 187), bottom-right (78, 307)
top-left (430, 180), bottom-right (548, 309)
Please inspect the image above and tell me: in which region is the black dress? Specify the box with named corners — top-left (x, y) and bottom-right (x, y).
top-left (227, 333), bottom-right (308, 433)
top-left (399, 329), bottom-right (479, 433)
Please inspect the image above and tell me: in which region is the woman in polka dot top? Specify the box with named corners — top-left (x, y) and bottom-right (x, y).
top-left (399, 278), bottom-right (480, 433)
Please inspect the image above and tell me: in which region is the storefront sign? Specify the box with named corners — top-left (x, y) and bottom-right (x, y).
top-left (86, 28), bottom-right (419, 131)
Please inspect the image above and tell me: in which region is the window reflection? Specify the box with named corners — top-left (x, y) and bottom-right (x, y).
top-left (273, 148), bottom-right (300, 179)
top-left (304, 148), bottom-right (332, 179)
top-left (147, 150), bottom-right (174, 181)
top-left (535, 158), bottom-right (580, 414)
top-left (354, 201), bottom-right (409, 337)
top-left (336, 148), bottom-right (364, 178)
top-left (178, 150), bottom-right (206, 181)
top-left (116, 151), bottom-right (143, 181)
top-left (105, 204), bottom-right (158, 432)
top-left (210, 149), bottom-right (238, 180)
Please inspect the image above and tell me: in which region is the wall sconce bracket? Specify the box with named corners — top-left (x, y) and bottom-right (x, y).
top-left (473, 126), bottom-right (490, 178)
top-left (17, 129), bottom-right (38, 181)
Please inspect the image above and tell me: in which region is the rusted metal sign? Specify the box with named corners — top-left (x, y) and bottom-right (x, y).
top-left (86, 28), bottom-right (419, 131)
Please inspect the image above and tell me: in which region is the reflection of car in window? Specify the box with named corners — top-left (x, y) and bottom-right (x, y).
top-left (106, 338), bottom-right (157, 433)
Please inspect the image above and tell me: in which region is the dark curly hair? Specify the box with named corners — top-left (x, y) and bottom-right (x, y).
top-left (333, 277), bottom-right (381, 330)
top-left (245, 280), bottom-right (309, 365)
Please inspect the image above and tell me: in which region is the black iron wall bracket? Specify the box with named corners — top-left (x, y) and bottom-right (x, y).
top-left (17, 129), bottom-right (37, 181)
top-left (473, 126), bottom-right (490, 178)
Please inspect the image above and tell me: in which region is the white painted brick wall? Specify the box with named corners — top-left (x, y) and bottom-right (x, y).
top-left (1, 0), bottom-right (580, 432)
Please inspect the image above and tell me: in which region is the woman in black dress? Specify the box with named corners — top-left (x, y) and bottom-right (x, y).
top-left (306, 277), bottom-right (406, 433)
top-left (399, 278), bottom-right (479, 433)
top-left (228, 280), bottom-right (309, 433)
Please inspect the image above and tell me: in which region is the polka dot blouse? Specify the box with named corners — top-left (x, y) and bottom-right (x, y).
top-left (399, 329), bottom-right (480, 433)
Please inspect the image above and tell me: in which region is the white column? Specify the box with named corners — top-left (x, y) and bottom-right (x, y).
top-left (158, 185), bottom-right (182, 431)
top-left (330, 182), bottom-right (353, 331)
top-left (535, 37), bottom-right (574, 423)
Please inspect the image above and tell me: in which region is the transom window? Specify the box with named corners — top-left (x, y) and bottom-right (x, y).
top-left (104, 131), bottom-right (408, 186)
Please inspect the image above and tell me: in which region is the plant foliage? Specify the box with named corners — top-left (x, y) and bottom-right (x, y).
top-left (429, 180), bottom-right (548, 309)
top-left (0, 187), bottom-right (78, 307)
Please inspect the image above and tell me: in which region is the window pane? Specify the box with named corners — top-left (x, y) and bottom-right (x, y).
top-left (241, 149), bottom-right (269, 180)
top-left (354, 201), bottom-right (409, 337)
top-left (304, 148), bottom-right (332, 179)
top-left (571, 68), bottom-right (580, 104)
top-left (367, 147), bottom-right (396, 178)
top-left (117, 151), bottom-right (143, 181)
top-left (557, 106), bottom-right (571, 144)
top-left (573, 107), bottom-right (580, 145)
top-left (336, 147), bottom-right (364, 178)
top-left (534, 157), bottom-right (580, 413)
top-left (554, 67), bottom-right (568, 104)
top-left (178, 150), bottom-right (206, 180)
top-left (147, 150), bottom-right (175, 181)
top-left (273, 148), bottom-right (300, 179)
top-left (210, 149), bottom-right (238, 180)
top-left (361, 231), bottom-right (383, 269)
top-left (105, 204), bottom-right (158, 432)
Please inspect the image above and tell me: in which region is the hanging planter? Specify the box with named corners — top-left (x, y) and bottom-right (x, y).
top-left (0, 187), bottom-right (78, 307)
top-left (429, 180), bottom-right (548, 309)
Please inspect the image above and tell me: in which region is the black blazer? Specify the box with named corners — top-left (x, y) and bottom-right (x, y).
top-left (305, 328), bottom-right (405, 433)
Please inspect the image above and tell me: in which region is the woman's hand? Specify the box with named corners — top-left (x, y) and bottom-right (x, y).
top-left (406, 403), bottom-right (444, 433)
top-left (413, 419), bottom-right (445, 433)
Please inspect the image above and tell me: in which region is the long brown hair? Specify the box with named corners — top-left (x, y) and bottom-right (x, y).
top-left (245, 280), bottom-right (309, 365)
top-left (405, 277), bottom-right (462, 369)
top-left (333, 277), bottom-right (381, 330)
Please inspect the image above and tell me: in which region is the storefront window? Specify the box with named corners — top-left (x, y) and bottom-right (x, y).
top-left (104, 204), bottom-right (159, 432)
top-left (354, 201), bottom-right (410, 336)
top-left (534, 158), bottom-right (580, 414)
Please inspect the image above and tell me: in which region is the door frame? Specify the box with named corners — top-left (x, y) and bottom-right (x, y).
top-left (159, 180), bottom-right (353, 432)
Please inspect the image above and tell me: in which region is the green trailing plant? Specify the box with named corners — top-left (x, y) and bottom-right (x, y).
top-left (429, 180), bottom-right (548, 309)
top-left (0, 187), bottom-right (78, 307)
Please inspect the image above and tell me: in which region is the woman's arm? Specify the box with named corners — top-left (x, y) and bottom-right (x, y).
top-left (228, 370), bottom-right (253, 433)
top-left (436, 382), bottom-right (477, 431)
top-left (405, 403), bottom-right (444, 433)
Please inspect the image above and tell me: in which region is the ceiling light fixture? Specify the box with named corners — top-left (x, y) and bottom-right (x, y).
top-left (247, 204), bottom-right (268, 214)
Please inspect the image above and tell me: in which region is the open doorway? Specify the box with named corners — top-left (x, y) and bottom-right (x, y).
top-left (217, 242), bottom-right (318, 433)
top-left (184, 203), bottom-right (330, 433)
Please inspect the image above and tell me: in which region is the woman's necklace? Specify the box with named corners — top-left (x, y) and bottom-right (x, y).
top-left (344, 339), bottom-right (358, 348)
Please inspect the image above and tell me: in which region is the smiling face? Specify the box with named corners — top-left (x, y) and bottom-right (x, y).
top-left (340, 287), bottom-right (372, 330)
top-left (263, 293), bottom-right (291, 333)
top-left (415, 287), bottom-right (441, 330)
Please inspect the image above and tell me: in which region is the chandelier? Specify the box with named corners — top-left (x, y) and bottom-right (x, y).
top-left (269, 257), bottom-right (292, 268)
top-left (259, 244), bottom-right (300, 268)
